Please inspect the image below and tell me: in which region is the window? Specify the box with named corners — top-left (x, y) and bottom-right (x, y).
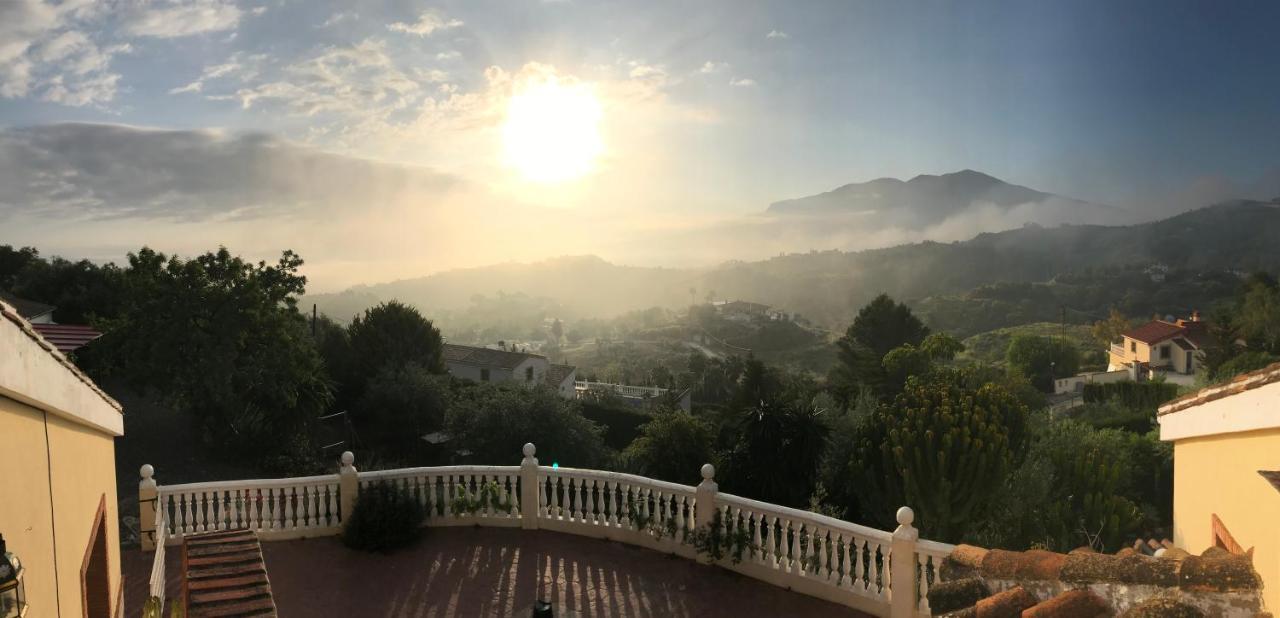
top-left (1160, 345), bottom-right (1170, 359)
top-left (1130, 341), bottom-right (1137, 353)
top-left (480, 368), bottom-right (490, 382)
top-left (526, 366), bottom-right (534, 381)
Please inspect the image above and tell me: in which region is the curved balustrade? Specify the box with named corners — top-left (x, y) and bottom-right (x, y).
top-left (140, 444), bottom-right (954, 617)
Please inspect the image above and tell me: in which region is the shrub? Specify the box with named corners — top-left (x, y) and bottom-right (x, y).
top-left (1082, 381), bottom-right (1178, 411)
top-left (342, 481), bottom-right (426, 551)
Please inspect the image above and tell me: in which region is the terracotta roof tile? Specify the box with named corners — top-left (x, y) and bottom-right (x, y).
top-left (1122, 320), bottom-right (1188, 344)
top-left (1021, 589), bottom-right (1109, 617)
top-left (443, 343), bottom-right (544, 369)
top-left (1158, 361), bottom-right (1280, 415)
top-left (545, 363), bottom-right (576, 387)
top-left (973, 585), bottom-right (1037, 617)
top-left (31, 323), bottom-right (102, 353)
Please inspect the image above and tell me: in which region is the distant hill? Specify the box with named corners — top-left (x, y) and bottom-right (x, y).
top-left (306, 200), bottom-right (1280, 331)
top-left (766, 169), bottom-right (1130, 229)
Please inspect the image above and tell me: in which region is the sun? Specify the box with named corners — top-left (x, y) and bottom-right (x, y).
top-left (502, 76), bottom-right (603, 184)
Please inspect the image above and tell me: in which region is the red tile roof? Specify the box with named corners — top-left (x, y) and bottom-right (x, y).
top-left (31, 323), bottom-right (102, 353)
top-left (1122, 320), bottom-right (1188, 344)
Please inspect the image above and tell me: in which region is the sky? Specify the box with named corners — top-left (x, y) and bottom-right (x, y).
top-left (2, 0), bottom-right (1279, 291)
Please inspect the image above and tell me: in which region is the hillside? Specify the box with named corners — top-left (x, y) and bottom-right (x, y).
top-left (305, 200), bottom-right (1280, 331)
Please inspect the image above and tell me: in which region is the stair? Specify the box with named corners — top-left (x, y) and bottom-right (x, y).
top-left (182, 529), bottom-right (277, 617)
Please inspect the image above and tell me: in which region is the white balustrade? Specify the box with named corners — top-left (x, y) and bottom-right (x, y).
top-left (140, 445), bottom-right (953, 617)
top-left (155, 474), bottom-right (342, 542)
top-left (148, 502), bottom-right (168, 606)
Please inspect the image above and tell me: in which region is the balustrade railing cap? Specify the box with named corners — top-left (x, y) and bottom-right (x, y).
top-left (140, 464), bottom-right (154, 480)
top-left (523, 443), bottom-right (536, 457)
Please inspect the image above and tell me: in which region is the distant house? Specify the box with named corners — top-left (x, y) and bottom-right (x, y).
top-left (443, 343), bottom-right (576, 399)
top-left (0, 297), bottom-right (125, 617)
top-left (0, 290), bottom-right (102, 353)
top-left (1158, 361), bottom-right (1280, 612)
top-left (715, 300), bottom-right (770, 323)
top-left (1107, 312), bottom-right (1207, 385)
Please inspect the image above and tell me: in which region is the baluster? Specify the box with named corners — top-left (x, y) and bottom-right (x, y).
top-left (869, 542), bottom-right (882, 596)
top-left (227, 489), bottom-right (240, 530)
top-left (749, 513), bottom-right (762, 564)
top-left (823, 529), bottom-right (834, 580)
top-left (180, 493), bottom-right (192, 534)
top-left (679, 495), bottom-right (690, 537)
top-left (590, 479), bottom-right (601, 524)
top-left (837, 534), bottom-right (849, 586)
top-left (853, 538), bottom-right (866, 592)
top-left (784, 520), bottom-right (797, 574)
top-left (576, 477), bottom-right (587, 522)
top-left (267, 487), bottom-right (279, 530)
top-left (918, 554), bottom-right (931, 612)
top-left (325, 484), bottom-right (337, 525)
top-left (194, 491), bottom-right (206, 532)
top-left (443, 474), bottom-right (454, 515)
top-left (304, 486), bottom-right (315, 527)
top-left (282, 486), bottom-right (294, 529)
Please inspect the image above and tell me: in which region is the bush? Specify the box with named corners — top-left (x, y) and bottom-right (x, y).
top-left (580, 394), bottom-right (653, 450)
top-left (342, 481), bottom-right (426, 551)
top-left (1082, 381), bottom-right (1179, 411)
top-left (1211, 351), bottom-right (1279, 383)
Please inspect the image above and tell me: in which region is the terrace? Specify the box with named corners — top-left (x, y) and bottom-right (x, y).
top-left (126, 444), bottom-right (954, 617)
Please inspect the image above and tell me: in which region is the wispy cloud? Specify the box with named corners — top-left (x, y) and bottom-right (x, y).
top-left (388, 11), bottom-right (463, 37)
top-left (729, 77), bottom-right (756, 87)
top-left (124, 0), bottom-right (243, 39)
top-left (766, 29), bottom-right (788, 39)
top-left (436, 50), bottom-right (461, 61)
top-left (319, 11), bottom-right (356, 28)
top-left (699, 61), bottom-right (728, 74)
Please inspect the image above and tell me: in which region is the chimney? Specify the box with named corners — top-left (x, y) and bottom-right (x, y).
top-left (498, 340), bottom-right (506, 350)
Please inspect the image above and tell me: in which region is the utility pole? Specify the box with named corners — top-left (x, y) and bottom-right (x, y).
top-left (312, 303), bottom-right (317, 337)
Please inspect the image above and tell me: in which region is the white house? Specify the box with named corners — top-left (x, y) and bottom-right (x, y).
top-left (443, 343), bottom-right (576, 399)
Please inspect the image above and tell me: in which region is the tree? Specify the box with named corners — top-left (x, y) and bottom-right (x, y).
top-left (830, 294), bottom-right (930, 402)
top-left (550, 318), bottom-right (564, 342)
top-left (720, 397), bottom-right (830, 508)
top-left (622, 411), bottom-right (715, 484)
top-left (0, 245), bottom-right (41, 290)
top-left (1006, 334), bottom-right (1081, 392)
top-left (82, 247), bottom-right (332, 463)
top-left (1091, 308), bottom-right (1134, 347)
top-left (344, 301), bottom-right (445, 399)
top-left (920, 332), bottom-right (964, 361)
top-left (849, 371), bottom-right (1028, 540)
top-left (445, 384), bottom-right (608, 467)
top-left (354, 364), bottom-right (451, 462)
top-left (1238, 277), bottom-right (1280, 353)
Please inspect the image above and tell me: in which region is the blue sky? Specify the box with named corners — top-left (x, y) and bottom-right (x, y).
top-left (1, 0), bottom-right (1279, 288)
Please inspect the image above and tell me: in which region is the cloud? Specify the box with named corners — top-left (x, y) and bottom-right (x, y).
top-left (436, 50), bottom-right (461, 61)
top-left (319, 11), bottom-right (357, 28)
top-left (388, 11), bottom-right (463, 37)
top-left (0, 0), bottom-right (125, 106)
top-left (0, 123), bottom-right (460, 221)
top-left (765, 29), bottom-right (788, 39)
top-left (168, 53), bottom-right (261, 95)
top-left (699, 61), bottom-right (728, 74)
top-left (728, 77), bottom-right (756, 87)
top-left (124, 0), bottom-right (242, 38)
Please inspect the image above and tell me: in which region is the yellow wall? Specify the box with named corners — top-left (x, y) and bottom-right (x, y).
top-left (0, 395), bottom-right (121, 617)
top-left (1173, 428), bottom-right (1280, 613)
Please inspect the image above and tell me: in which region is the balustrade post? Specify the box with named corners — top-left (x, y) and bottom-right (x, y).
top-left (890, 506), bottom-right (919, 618)
top-left (520, 443), bottom-right (540, 529)
top-left (339, 451), bottom-right (358, 523)
top-left (694, 463), bottom-right (718, 563)
top-left (139, 464), bottom-right (157, 551)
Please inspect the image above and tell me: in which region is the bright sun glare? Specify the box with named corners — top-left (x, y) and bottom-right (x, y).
top-left (502, 77), bottom-right (603, 184)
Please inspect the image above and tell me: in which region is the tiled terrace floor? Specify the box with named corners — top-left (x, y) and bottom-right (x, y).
top-left (124, 527), bottom-right (872, 617)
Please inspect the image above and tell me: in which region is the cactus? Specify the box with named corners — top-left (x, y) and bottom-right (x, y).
top-left (854, 370), bottom-right (1028, 540)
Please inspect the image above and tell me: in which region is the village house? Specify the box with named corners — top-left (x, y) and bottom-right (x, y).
top-left (1107, 312), bottom-right (1208, 385)
top-left (1158, 361), bottom-right (1280, 613)
top-left (442, 342), bottom-right (576, 398)
top-left (0, 299), bottom-right (125, 617)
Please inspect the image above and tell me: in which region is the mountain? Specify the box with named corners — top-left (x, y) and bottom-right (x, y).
top-left (306, 200), bottom-right (1280, 330)
top-left (766, 169), bottom-right (1130, 229)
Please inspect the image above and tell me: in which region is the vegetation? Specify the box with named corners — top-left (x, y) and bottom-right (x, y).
top-left (848, 371), bottom-right (1028, 539)
top-left (342, 481), bottom-right (426, 551)
top-left (1082, 381), bottom-right (1180, 411)
top-left (622, 410), bottom-right (716, 484)
top-left (1005, 334), bottom-right (1081, 392)
top-left (444, 383), bottom-right (608, 467)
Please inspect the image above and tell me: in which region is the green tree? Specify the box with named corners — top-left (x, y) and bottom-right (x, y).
top-left (623, 410), bottom-right (715, 484)
top-left (550, 317), bottom-right (564, 342)
top-left (1238, 277), bottom-right (1280, 353)
top-left (850, 372), bottom-right (1029, 540)
top-left (344, 301), bottom-right (446, 398)
top-left (445, 383), bottom-right (608, 467)
top-left (830, 294), bottom-right (930, 402)
top-left (0, 245), bottom-right (41, 290)
top-left (1006, 334), bottom-right (1081, 392)
top-left (1091, 308), bottom-right (1134, 347)
top-left (354, 364), bottom-right (451, 462)
top-left (83, 247), bottom-right (332, 462)
top-left (720, 397), bottom-right (830, 508)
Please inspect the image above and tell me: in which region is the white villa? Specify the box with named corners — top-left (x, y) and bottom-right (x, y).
top-left (443, 343), bottom-right (576, 398)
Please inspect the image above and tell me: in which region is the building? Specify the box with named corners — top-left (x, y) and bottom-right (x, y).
top-left (1158, 361), bottom-right (1280, 612)
top-left (0, 290), bottom-right (102, 353)
top-left (443, 343), bottom-right (576, 398)
top-left (575, 380), bottom-right (693, 412)
top-left (1107, 312), bottom-right (1207, 384)
top-left (0, 299), bottom-right (125, 617)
